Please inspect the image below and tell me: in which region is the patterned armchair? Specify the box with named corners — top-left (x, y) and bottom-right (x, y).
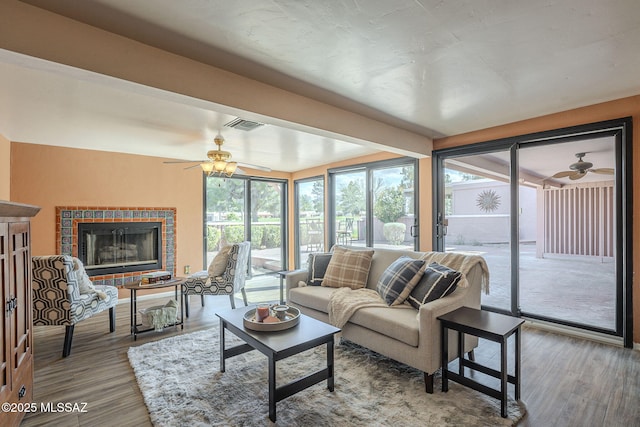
top-left (32, 255), bottom-right (118, 357)
top-left (183, 241), bottom-right (250, 316)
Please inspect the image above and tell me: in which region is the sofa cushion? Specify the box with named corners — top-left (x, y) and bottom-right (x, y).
top-left (407, 262), bottom-right (462, 309)
top-left (376, 256), bottom-right (425, 306)
top-left (348, 306), bottom-right (419, 347)
top-left (366, 248), bottom-right (423, 290)
top-left (306, 252), bottom-right (333, 286)
top-left (289, 286), bottom-right (336, 313)
top-left (322, 246), bottom-right (374, 289)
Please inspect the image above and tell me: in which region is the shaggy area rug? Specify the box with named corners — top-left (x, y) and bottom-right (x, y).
top-left (128, 328), bottom-right (526, 426)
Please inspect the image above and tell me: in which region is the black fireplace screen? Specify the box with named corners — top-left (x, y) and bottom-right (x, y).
top-left (78, 222), bottom-right (162, 276)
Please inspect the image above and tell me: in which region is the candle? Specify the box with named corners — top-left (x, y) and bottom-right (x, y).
top-left (256, 304), bottom-right (270, 322)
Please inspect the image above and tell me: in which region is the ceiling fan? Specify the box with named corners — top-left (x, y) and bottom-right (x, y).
top-left (164, 134), bottom-right (271, 177)
top-left (551, 152), bottom-right (614, 180)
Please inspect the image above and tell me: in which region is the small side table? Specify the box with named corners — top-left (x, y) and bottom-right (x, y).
top-left (124, 277), bottom-right (186, 340)
top-left (438, 307), bottom-right (524, 418)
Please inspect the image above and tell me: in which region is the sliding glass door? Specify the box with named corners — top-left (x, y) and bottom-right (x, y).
top-left (440, 152), bottom-right (512, 313)
top-left (433, 119), bottom-right (632, 346)
top-left (205, 175), bottom-right (287, 304)
top-left (517, 138), bottom-right (617, 330)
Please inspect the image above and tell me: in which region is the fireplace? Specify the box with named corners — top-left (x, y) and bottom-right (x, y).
top-left (78, 222), bottom-right (163, 276)
top-left (56, 206), bottom-right (176, 286)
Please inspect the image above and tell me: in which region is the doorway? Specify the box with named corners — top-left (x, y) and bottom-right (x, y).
top-left (204, 175), bottom-right (287, 303)
top-left (433, 118), bottom-right (632, 346)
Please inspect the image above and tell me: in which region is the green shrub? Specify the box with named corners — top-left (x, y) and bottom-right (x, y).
top-left (383, 222), bottom-right (406, 245)
top-left (206, 226), bottom-right (221, 251)
top-left (251, 225), bottom-right (265, 249)
top-left (263, 225), bottom-right (281, 248)
top-left (223, 225), bottom-right (245, 244)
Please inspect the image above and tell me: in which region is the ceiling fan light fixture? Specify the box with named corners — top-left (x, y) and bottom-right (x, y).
top-left (224, 162), bottom-right (237, 176)
top-left (200, 162), bottom-right (214, 173)
top-left (213, 159), bottom-right (227, 173)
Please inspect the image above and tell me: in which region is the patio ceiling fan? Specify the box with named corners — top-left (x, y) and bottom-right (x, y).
top-left (551, 152), bottom-right (614, 180)
top-left (164, 134), bottom-right (271, 177)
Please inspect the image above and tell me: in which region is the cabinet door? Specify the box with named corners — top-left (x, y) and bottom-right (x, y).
top-left (9, 222), bottom-right (32, 383)
top-left (0, 222), bottom-right (9, 402)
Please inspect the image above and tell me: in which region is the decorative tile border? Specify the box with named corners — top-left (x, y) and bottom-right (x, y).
top-left (56, 207), bottom-right (177, 287)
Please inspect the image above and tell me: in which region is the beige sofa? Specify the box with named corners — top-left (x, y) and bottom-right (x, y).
top-left (284, 247), bottom-right (486, 393)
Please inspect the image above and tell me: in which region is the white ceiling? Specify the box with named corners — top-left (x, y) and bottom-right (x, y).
top-left (2, 0), bottom-right (639, 173)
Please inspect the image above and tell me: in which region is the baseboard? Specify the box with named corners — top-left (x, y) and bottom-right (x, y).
top-left (523, 318), bottom-right (625, 348)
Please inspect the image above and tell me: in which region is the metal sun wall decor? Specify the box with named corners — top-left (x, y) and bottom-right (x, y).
top-left (476, 189), bottom-right (501, 213)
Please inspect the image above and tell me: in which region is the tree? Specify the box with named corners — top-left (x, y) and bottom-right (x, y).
top-left (311, 180), bottom-right (324, 214)
top-left (206, 177), bottom-right (244, 218)
top-left (299, 194), bottom-right (313, 212)
top-left (374, 186), bottom-right (405, 223)
top-left (338, 180), bottom-right (365, 217)
top-left (250, 181), bottom-right (281, 221)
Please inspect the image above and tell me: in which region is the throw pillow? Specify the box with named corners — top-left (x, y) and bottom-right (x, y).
top-left (376, 256), bottom-right (426, 306)
top-left (208, 245), bottom-right (233, 277)
top-left (407, 262), bottom-right (462, 309)
top-left (72, 257), bottom-right (107, 300)
top-left (322, 246), bottom-right (374, 289)
top-left (307, 253), bottom-right (333, 286)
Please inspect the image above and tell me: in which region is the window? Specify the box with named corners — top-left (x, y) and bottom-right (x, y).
top-left (294, 176), bottom-right (325, 268)
top-left (329, 157), bottom-right (418, 250)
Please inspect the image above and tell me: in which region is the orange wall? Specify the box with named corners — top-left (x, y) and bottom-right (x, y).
top-left (433, 94), bottom-right (640, 345)
top-left (10, 143), bottom-right (204, 297)
top-left (0, 133), bottom-right (9, 200)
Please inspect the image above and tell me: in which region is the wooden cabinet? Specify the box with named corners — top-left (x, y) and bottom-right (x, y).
top-left (0, 201), bottom-right (39, 427)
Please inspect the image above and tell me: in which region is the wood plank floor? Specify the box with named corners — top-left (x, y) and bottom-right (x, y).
top-left (22, 295), bottom-right (640, 427)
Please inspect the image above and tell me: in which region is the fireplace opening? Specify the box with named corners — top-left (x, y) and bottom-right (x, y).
top-left (78, 222), bottom-right (163, 276)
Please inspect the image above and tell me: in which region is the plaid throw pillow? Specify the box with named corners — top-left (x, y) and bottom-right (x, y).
top-left (322, 246), bottom-right (374, 289)
top-left (307, 253), bottom-right (333, 286)
top-left (376, 256), bottom-right (426, 306)
top-left (407, 262), bottom-right (462, 309)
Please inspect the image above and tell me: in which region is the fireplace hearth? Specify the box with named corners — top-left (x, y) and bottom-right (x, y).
top-left (78, 222), bottom-right (162, 276)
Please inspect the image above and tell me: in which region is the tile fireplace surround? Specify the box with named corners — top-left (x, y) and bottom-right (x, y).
top-left (56, 206), bottom-right (176, 287)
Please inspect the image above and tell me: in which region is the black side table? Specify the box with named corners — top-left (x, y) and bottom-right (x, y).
top-left (438, 306), bottom-right (524, 418)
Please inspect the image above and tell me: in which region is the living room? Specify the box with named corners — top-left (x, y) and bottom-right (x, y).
top-left (1, 1), bottom-right (640, 426)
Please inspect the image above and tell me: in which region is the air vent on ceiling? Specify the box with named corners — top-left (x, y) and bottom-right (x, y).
top-left (224, 117), bottom-right (265, 131)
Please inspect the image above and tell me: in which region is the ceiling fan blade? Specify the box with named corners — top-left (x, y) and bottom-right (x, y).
top-left (163, 160), bottom-right (202, 164)
top-left (552, 170), bottom-right (574, 178)
top-left (569, 171), bottom-right (586, 180)
top-left (183, 164), bottom-right (202, 170)
top-left (237, 162), bottom-right (272, 172)
top-left (590, 168), bottom-right (614, 175)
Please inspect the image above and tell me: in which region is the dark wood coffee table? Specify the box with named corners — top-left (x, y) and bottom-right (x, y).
top-left (216, 306), bottom-right (341, 422)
